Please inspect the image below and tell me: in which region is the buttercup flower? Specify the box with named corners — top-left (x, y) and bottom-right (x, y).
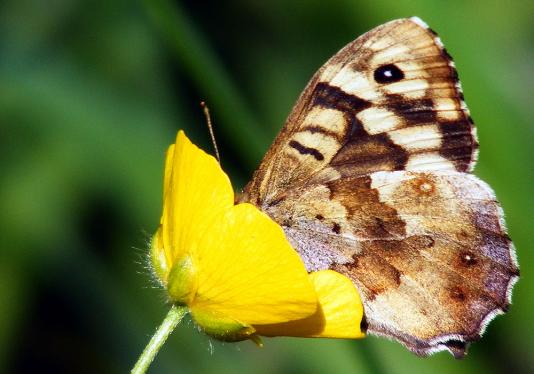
top-left (150, 130), bottom-right (365, 342)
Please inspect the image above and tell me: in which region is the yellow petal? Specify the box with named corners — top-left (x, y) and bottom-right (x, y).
top-left (190, 203), bottom-right (317, 326)
top-left (161, 131), bottom-right (234, 276)
top-left (255, 270), bottom-right (365, 338)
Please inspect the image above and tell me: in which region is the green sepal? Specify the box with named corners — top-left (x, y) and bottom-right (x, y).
top-left (150, 228), bottom-right (168, 285)
top-left (167, 255), bottom-right (197, 305)
top-left (191, 309), bottom-right (258, 342)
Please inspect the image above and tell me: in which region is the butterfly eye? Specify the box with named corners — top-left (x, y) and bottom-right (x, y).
top-left (373, 64), bottom-right (404, 84)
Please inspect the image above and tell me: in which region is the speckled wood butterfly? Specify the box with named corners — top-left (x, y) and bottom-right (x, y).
top-left (237, 17), bottom-right (519, 357)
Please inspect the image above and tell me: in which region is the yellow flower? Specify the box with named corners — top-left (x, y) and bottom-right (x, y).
top-left (150, 130), bottom-right (365, 342)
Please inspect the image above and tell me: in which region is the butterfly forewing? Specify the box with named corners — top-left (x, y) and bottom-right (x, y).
top-left (242, 17), bottom-right (476, 205)
top-left (239, 17), bottom-right (518, 358)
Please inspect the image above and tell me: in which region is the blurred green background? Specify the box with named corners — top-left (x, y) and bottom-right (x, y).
top-left (1, 0), bottom-right (532, 373)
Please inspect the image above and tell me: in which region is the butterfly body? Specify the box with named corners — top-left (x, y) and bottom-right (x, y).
top-left (238, 17), bottom-right (518, 357)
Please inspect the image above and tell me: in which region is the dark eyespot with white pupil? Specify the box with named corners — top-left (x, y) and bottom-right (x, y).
top-left (374, 64), bottom-right (404, 84)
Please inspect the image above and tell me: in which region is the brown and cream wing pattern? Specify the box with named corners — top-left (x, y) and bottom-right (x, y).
top-left (239, 17), bottom-right (518, 357)
top-left (262, 171), bottom-right (517, 357)
top-left (241, 17), bottom-right (476, 206)
top-left (335, 171), bottom-right (517, 357)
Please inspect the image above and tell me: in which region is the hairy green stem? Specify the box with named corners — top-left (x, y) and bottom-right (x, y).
top-left (131, 305), bottom-right (187, 374)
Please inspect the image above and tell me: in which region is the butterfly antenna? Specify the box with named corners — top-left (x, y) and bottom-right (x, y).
top-left (200, 101), bottom-right (220, 163)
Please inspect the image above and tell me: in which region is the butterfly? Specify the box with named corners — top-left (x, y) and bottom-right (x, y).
top-left (236, 17), bottom-right (519, 358)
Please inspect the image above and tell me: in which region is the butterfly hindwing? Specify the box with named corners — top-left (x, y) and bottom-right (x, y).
top-left (333, 171), bottom-right (517, 357)
top-left (259, 169), bottom-right (517, 357)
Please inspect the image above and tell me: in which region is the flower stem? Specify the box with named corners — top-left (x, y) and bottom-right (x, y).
top-left (131, 305), bottom-right (187, 374)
